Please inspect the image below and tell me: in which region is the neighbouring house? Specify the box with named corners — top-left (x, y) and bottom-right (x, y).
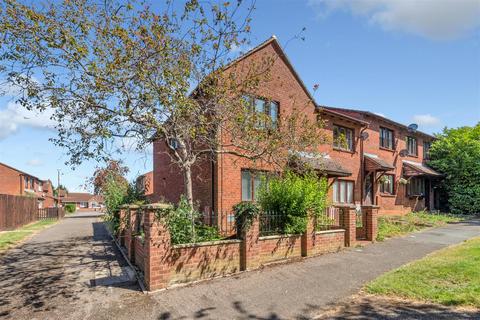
top-left (151, 36), bottom-right (443, 216)
top-left (136, 171), bottom-right (153, 200)
top-left (60, 192), bottom-right (104, 210)
top-left (0, 161), bottom-right (56, 208)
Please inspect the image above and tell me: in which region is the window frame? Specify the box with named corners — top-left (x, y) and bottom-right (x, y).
top-left (407, 177), bottom-right (425, 196)
top-left (423, 141), bottom-right (431, 159)
top-left (243, 95), bottom-right (280, 129)
top-left (333, 124), bottom-right (355, 152)
top-left (379, 174), bottom-right (395, 195)
top-left (332, 179), bottom-right (355, 204)
top-left (241, 169), bottom-right (269, 202)
top-left (379, 127), bottom-right (395, 150)
top-left (406, 136), bottom-right (418, 156)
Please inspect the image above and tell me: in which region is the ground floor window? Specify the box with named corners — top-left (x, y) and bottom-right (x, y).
top-left (79, 201), bottom-right (88, 208)
top-left (333, 180), bottom-right (354, 204)
top-left (379, 174), bottom-right (395, 194)
top-left (407, 177), bottom-right (425, 196)
top-left (241, 170), bottom-right (268, 201)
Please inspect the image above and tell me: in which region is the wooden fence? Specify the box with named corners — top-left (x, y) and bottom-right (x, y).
top-left (38, 207), bottom-right (65, 220)
top-left (0, 194), bottom-right (37, 231)
top-left (0, 194), bottom-right (65, 231)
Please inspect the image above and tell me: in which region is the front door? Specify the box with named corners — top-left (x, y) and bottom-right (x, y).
top-left (424, 179), bottom-right (431, 210)
top-left (364, 172), bottom-right (374, 205)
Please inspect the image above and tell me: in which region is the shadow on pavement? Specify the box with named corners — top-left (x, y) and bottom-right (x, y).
top-left (0, 220), bottom-right (138, 319)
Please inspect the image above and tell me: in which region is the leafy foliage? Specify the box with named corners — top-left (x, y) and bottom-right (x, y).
top-left (64, 203), bottom-right (76, 214)
top-left (166, 197), bottom-right (221, 245)
top-left (429, 124), bottom-right (480, 214)
top-left (233, 201), bottom-right (260, 234)
top-left (257, 170), bottom-right (329, 234)
top-left (0, 0), bottom-right (326, 210)
top-left (91, 160), bottom-right (129, 195)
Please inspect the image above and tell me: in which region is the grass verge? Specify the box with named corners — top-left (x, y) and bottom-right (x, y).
top-left (0, 219), bottom-right (58, 251)
top-left (377, 211), bottom-right (465, 241)
top-left (366, 237), bottom-right (480, 308)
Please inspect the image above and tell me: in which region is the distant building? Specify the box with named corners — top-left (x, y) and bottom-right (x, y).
top-left (0, 161), bottom-right (56, 208)
top-left (60, 192), bottom-right (104, 210)
top-left (136, 171), bottom-right (153, 200)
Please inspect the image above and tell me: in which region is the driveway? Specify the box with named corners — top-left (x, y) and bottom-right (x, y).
top-left (0, 216), bottom-right (479, 320)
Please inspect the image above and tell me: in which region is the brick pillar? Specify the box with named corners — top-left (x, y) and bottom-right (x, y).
top-left (241, 216), bottom-right (260, 271)
top-left (301, 214), bottom-right (315, 257)
top-left (143, 203), bottom-right (173, 291)
top-left (338, 205), bottom-right (356, 247)
top-left (363, 205), bottom-right (379, 242)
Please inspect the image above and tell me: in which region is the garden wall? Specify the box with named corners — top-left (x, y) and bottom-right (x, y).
top-left (118, 203), bottom-right (378, 291)
top-left (258, 235), bottom-right (302, 265)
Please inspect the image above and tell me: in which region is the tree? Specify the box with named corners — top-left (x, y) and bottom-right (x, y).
top-left (0, 0), bottom-right (325, 210)
top-left (91, 160), bottom-right (129, 195)
top-left (53, 184), bottom-right (68, 197)
top-left (429, 123), bottom-right (480, 214)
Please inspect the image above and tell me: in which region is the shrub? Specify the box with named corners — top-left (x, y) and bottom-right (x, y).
top-left (64, 204), bottom-right (76, 214)
top-left (166, 197), bottom-right (221, 244)
top-left (257, 170), bottom-right (329, 234)
top-left (233, 201), bottom-right (260, 234)
top-left (429, 124), bottom-right (480, 214)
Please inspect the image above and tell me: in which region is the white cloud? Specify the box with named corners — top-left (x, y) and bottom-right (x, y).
top-left (412, 114), bottom-right (441, 126)
top-left (308, 0), bottom-right (480, 40)
top-left (26, 159), bottom-right (43, 167)
top-left (0, 101), bottom-right (56, 140)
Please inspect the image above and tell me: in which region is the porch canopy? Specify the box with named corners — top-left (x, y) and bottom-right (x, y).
top-left (402, 160), bottom-right (443, 177)
top-left (289, 151), bottom-right (352, 177)
top-left (364, 153), bottom-right (395, 172)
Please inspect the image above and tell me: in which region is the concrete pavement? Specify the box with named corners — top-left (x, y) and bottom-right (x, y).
top-left (0, 213), bottom-right (478, 319)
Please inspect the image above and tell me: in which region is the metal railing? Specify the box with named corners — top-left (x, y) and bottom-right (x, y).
top-left (201, 210), bottom-right (236, 236)
top-left (316, 207), bottom-right (342, 231)
top-left (259, 211), bottom-right (288, 236)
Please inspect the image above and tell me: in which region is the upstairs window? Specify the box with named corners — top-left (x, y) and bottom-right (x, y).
top-left (423, 141), bottom-right (431, 159)
top-left (333, 180), bottom-right (354, 204)
top-left (243, 95), bottom-right (279, 129)
top-left (380, 127), bottom-right (394, 150)
top-left (241, 170), bottom-right (268, 201)
top-left (406, 136), bottom-right (418, 156)
top-left (333, 125), bottom-right (354, 152)
top-left (379, 174), bottom-right (394, 194)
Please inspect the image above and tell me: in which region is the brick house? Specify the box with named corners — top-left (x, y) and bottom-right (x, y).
top-left (0, 161), bottom-right (56, 208)
top-left (60, 192), bottom-right (104, 210)
top-left (151, 36), bottom-right (443, 216)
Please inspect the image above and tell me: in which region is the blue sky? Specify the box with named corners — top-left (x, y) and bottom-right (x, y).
top-left (0, 0), bottom-right (479, 192)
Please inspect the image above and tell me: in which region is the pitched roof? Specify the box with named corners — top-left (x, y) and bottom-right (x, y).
top-left (402, 160), bottom-right (443, 177)
top-left (290, 152), bottom-right (352, 177)
top-left (224, 35), bottom-right (316, 107)
top-left (0, 161), bottom-right (46, 181)
top-left (61, 192), bottom-right (96, 203)
top-left (318, 106), bottom-right (435, 139)
top-left (364, 153), bottom-right (395, 171)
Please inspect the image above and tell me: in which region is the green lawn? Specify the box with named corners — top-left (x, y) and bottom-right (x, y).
top-left (366, 237), bottom-right (480, 308)
top-left (377, 211), bottom-right (464, 241)
top-left (0, 219), bottom-right (58, 251)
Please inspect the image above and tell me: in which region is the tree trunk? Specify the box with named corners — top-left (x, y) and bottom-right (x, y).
top-left (183, 165), bottom-right (196, 241)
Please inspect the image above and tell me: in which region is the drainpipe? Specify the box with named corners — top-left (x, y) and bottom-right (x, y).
top-left (359, 125), bottom-right (368, 206)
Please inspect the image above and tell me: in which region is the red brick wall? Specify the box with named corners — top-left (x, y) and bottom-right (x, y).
top-left (0, 163), bottom-right (22, 195)
top-left (258, 235), bottom-right (302, 264)
top-left (152, 140), bottom-right (213, 210)
top-left (134, 237), bottom-right (145, 273)
top-left (167, 241), bottom-right (241, 286)
top-left (310, 230), bottom-right (345, 256)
